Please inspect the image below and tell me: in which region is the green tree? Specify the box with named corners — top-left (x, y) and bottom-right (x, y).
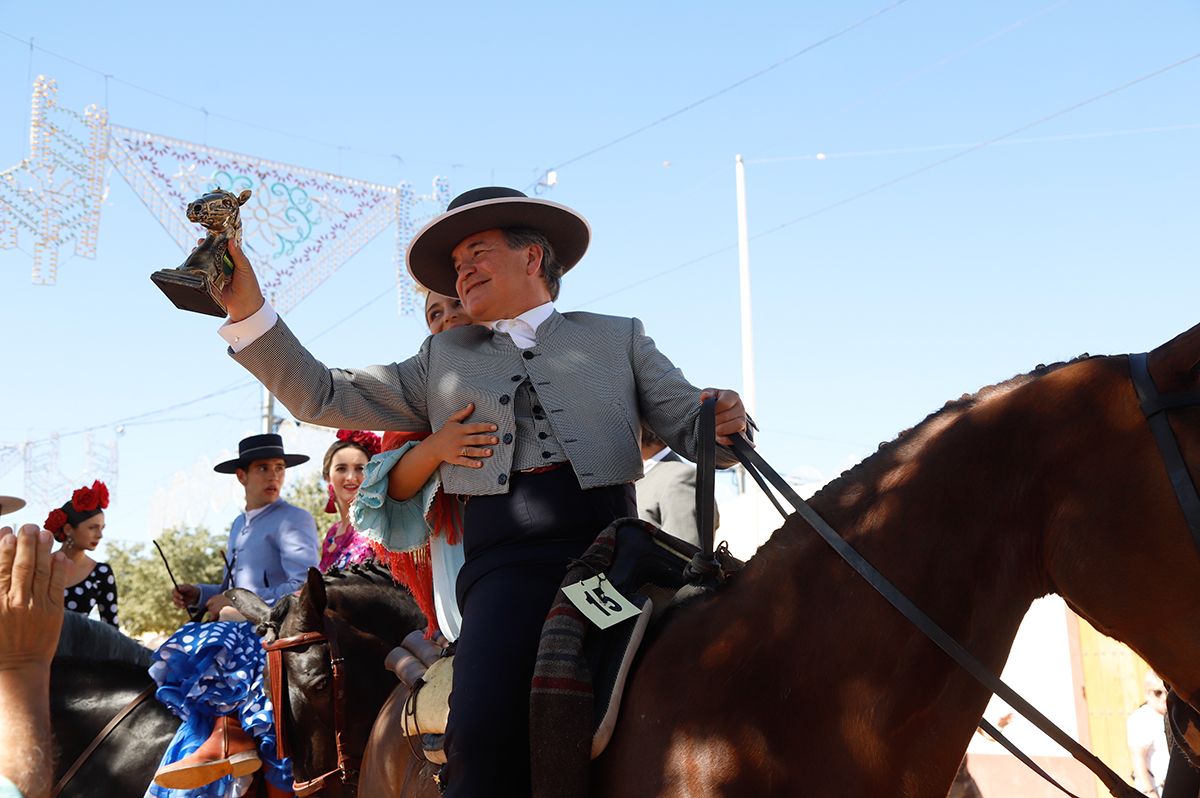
top-left (107, 526), bottom-right (228, 636)
top-left (286, 471), bottom-right (333, 542)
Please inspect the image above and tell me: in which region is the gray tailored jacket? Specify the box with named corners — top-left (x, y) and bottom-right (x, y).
top-left (231, 310), bottom-right (736, 495)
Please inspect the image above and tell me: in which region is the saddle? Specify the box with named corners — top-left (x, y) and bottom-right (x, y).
top-left (384, 631), bottom-right (453, 764)
top-left (379, 520), bottom-right (740, 771)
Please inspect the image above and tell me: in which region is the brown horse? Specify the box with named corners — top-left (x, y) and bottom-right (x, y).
top-left (264, 323), bottom-right (1200, 797)
top-left (591, 323), bottom-right (1200, 796)
top-left (228, 563), bottom-right (436, 798)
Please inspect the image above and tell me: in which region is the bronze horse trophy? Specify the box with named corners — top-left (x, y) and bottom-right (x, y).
top-left (151, 188), bottom-right (252, 317)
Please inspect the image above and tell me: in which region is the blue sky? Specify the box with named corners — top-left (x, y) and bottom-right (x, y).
top-left (0, 1), bottom-right (1196, 553)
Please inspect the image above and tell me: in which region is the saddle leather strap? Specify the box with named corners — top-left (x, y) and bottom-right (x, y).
top-left (52, 684), bottom-right (156, 797)
top-left (262, 616), bottom-right (359, 796)
top-left (728, 435), bottom-right (1141, 798)
top-left (1129, 351), bottom-right (1200, 552)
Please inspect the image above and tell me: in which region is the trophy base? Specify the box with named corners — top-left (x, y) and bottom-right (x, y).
top-left (151, 269), bottom-right (227, 317)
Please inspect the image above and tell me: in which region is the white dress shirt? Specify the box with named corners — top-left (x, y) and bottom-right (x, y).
top-left (482, 301), bottom-right (554, 349)
top-left (642, 445), bottom-right (674, 474)
top-left (219, 301), bottom-right (279, 353)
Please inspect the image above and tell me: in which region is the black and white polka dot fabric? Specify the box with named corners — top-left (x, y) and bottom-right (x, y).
top-left (63, 562), bottom-right (119, 628)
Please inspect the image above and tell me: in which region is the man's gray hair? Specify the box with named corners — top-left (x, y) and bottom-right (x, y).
top-left (503, 227), bottom-right (563, 300)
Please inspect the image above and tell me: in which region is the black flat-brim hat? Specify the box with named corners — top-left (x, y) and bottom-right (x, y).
top-left (407, 186), bottom-right (591, 298)
top-left (214, 433), bottom-right (310, 474)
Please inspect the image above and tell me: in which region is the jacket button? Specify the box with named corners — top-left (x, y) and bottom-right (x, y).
top-left (542, 451), bottom-right (552, 459)
top-left (502, 433), bottom-right (513, 444)
top-left (498, 474), bottom-right (508, 485)
top-left (537, 432), bottom-right (548, 440)
top-left (511, 375), bottom-right (522, 382)
top-left (522, 351), bottom-right (535, 360)
top-left (499, 395), bottom-right (511, 405)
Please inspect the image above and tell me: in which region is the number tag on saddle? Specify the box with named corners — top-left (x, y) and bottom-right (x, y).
top-left (562, 573), bottom-right (640, 630)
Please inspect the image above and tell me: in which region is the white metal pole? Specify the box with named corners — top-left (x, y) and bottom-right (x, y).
top-left (261, 387), bottom-right (276, 434)
top-left (735, 154), bottom-right (756, 495)
top-left (735, 155), bottom-right (757, 419)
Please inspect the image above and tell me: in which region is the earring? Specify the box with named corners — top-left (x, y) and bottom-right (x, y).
top-left (324, 484), bottom-right (337, 514)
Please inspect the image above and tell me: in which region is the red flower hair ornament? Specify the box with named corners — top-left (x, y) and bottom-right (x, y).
top-left (336, 429), bottom-right (382, 457)
top-left (44, 509), bottom-right (68, 539)
top-left (71, 480), bottom-right (110, 513)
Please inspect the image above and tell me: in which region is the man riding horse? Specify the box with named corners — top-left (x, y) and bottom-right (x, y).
top-left (209, 186), bottom-right (747, 795)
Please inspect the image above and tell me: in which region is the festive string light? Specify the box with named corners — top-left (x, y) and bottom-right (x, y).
top-left (0, 75), bottom-right (107, 285)
top-left (108, 125), bottom-right (448, 314)
top-left (2, 77), bottom-right (450, 316)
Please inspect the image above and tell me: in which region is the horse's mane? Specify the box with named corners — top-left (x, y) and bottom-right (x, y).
top-left (809, 353), bottom-right (1097, 504)
top-left (55, 612), bottom-right (153, 669)
top-left (321, 560), bottom-right (427, 636)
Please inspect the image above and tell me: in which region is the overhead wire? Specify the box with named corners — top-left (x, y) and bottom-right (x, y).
top-left (0, 29), bottom-right (488, 174)
top-left (578, 51), bottom-right (1200, 307)
top-left (753, 50), bottom-right (1200, 238)
top-left (527, 0), bottom-right (914, 189)
top-left (746, 122), bottom-right (1200, 164)
top-left (832, 0), bottom-right (1072, 117)
top-left (3, 272), bottom-right (411, 449)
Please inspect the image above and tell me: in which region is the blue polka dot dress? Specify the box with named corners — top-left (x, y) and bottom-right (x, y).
top-left (146, 621), bottom-right (290, 797)
top-left (63, 562), bottom-right (118, 628)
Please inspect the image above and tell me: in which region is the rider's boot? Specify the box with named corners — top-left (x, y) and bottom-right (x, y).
top-left (153, 714), bottom-right (262, 789)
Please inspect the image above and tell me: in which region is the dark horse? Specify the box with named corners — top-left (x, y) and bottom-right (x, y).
top-left (50, 614), bottom-right (179, 798)
top-left (229, 562), bottom-right (433, 798)
top-left (243, 323), bottom-right (1200, 797)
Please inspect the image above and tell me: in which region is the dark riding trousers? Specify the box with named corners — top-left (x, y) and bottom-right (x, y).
top-left (444, 467), bottom-right (636, 798)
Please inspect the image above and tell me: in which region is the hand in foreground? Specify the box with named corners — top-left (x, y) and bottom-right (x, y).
top-left (172, 583), bottom-right (200, 609)
top-left (427, 403), bottom-right (499, 469)
top-left (204, 593), bottom-right (233, 621)
top-left (221, 237), bottom-right (266, 323)
top-left (699, 388), bottom-right (749, 446)
top-left (0, 525), bottom-right (67, 670)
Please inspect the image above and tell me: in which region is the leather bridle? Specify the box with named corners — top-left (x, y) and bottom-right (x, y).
top-left (263, 614), bottom-right (359, 797)
top-left (1129, 351), bottom-right (1200, 548)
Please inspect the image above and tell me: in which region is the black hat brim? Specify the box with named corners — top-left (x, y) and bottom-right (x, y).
top-left (407, 197), bottom-right (590, 298)
top-left (213, 453), bottom-right (310, 474)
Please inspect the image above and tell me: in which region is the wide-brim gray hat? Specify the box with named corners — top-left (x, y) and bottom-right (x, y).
top-left (214, 433), bottom-right (310, 474)
top-left (407, 186), bottom-right (591, 297)
top-left (0, 496), bottom-right (26, 517)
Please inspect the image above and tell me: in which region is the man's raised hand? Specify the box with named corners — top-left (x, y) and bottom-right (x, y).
top-left (221, 238), bottom-right (266, 322)
top-left (0, 525), bottom-right (67, 670)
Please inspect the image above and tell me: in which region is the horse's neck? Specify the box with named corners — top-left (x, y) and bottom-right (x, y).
top-left (685, 381), bottom-right (1071, 751)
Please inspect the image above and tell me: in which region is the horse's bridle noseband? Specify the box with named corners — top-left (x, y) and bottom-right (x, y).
top-left (263, 614), bottom-right (359, 797)
top-left (1129, 351), bottom-right (1200, 549)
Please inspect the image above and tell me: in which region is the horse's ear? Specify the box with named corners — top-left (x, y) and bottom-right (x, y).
top-left (236, 189), bottom-right (251, 205)
top-left (227, 588), bottom-right (277, 642)
top-left (297, 567), bottom-right (327, 630)
top-left (1151, 322), bottom-right (1200, 386)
